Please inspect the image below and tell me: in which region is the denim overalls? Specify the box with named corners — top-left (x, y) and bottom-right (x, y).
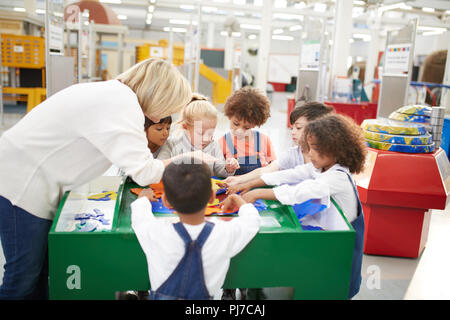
top-left (149, 221), bottom-right (215, 300)
top-left (224, 131), bottom-right (262, 175)
top-left (337, 169), bottom-right (365, 299)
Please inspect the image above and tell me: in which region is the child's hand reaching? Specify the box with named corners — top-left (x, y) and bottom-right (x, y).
top-left (226, 182), bottom-right (252, 195)
top-left (223, 175), bottom-right (242, 187)
top-left (221, 194), bottom-right (247, 213)
top-left (241, 190), bottom-right (260, 204)
top-left (138, 188), bottom-right (158, 202)
top-left (225, 158), bottom-right (240, 173)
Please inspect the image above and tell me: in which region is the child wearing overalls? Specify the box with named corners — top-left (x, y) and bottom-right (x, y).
top-left (131, 157), bottom-right (260, 300)
top-left (219, 86), bottom-right (275, 177)
top-left (232, 114), bottom-right (367, 299)
top-left (218, 87), bottom-right (274, 299)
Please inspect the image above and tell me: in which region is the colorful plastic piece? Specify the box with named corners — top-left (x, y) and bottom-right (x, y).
top-left (363, 130), bottom-right (432, 145)
top-left (388, 112), bottom-right (429, 123)
top-left (365, 139), bottom-right (435, 153)
top-left (292, 199), bottom-right (327, 220)
top-left (394, 104), bottom-right (432, 117)
top-left (361, 118), bottom-right (427, 136)
top-left (88, 191), bottom-right (117, 201)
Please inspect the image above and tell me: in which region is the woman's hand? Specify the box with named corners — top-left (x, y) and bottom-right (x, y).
top-left (225, 158), bottom-right (240, 173)
top-left (221, 194), bottom-right (247, 213)
top-left (138, 188), bottom-right (158, 202)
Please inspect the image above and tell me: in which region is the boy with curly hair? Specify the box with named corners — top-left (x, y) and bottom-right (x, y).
top-left (228, 114), bottom-right (367, 299)
top-left (218, 86), bottom-right (275, 176)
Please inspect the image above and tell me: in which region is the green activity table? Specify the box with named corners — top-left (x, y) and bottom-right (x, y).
top-left (48, 178), bottom-right (356, 299)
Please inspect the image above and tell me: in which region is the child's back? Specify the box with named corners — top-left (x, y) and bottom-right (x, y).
top-left (131, 158), bottom-right (260, 299)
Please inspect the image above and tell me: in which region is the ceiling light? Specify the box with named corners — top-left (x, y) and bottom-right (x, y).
top-left (418, 26), bottom-right (447, 32)
top-left (289, 25), bottom-right (303, 31)
top-left (172, 28), bottom-right (187, 33)
top-left (146, 19), bottom-right (152, 25)
top-left (169, 19), bottom-right (197, 25)
top-left (147, 13), bottom-right (153, 20)
top-left (117, 15), bottom-right (127, 20)
top-left (13, 7), bottom-right (26, 12)
top-left (272, 35), bottom-right (294, 41)
top-left (233, 0), bottom-right (246, 5)
top-left (149, 0), bottom-right (156, 3)
top-left (164, 27), bottom-right (171, 32)
top-left (36, 9), bottom-right (45, 14)
top-left (99, 0), bottom-right (122, 4)
top-left (422, 7), bottom-right (435, 13)
top-left (353, 0), bottom-right (365, 5)
top-left (248, 34), bottom-right (257, 40)
top-left (314, 3), bottom-right (327, 12)
top-left (273, 28), bottom-right (284, 34)
top-left (273, 13), bottom-right (303, 20)
top-left (180, 5), bottom-right (195, 10)
top-left (241, 24), bottom-right (261, 30)
top-left (202, 6), bottom-right (218, 13)
top-left (422, 31), bottom-right (445, 36)
top-left (148, 5), bottom-right (154, 13)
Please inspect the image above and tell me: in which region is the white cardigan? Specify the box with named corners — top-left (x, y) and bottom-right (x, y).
top-left (0, 80), bottom-right (164, 220)
top-left (261, 162), bottom-right (358, 222)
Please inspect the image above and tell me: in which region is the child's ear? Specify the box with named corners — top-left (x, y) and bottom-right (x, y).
top-left (209, 189), bottom-right (216, 204)
top-left (162, 193), bottom-right (173, 209)
top-left (182, 123), bottom-right (188, 130)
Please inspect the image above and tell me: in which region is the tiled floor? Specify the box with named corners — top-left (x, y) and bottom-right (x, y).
top-left (1, 92), bottom-right (450, 299)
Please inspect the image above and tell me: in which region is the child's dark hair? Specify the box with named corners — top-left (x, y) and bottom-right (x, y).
top-left (289, 101), bottom-right (335, 125)
top-left (162, 158), bottom-right (212, 214)
top-left (144, 116), bottom-right (172, 130)
top-left (302, 114), bottom-right (367, 174)
top-left (224, 86), bottom-right (270, 126)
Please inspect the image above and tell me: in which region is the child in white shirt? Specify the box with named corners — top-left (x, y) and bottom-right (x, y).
top-left (157, 94), bottom-right (240, 177)
top-left (229, 114), bottom-right (367, 299)
top-left (225, 101), bottom-right (334, 189)
top-left (131, 157), bottom-right (260, 300)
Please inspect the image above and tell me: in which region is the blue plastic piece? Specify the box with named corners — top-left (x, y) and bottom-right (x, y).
top-left (292, 199), bottom-right (327, 220)
top-left (300, 224), bottom-right (324, 231)
top-left (151, 198), bottom-right (176, 213)
top-left (75, 221), bottom-right (97, 232)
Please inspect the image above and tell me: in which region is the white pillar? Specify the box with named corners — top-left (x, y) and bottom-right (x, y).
top-left (207, 22), bottom-right (215, 48)
top-left (224, 36), bottom-right (234, 70)
top-left (442, 34), bottom-right (450, 113)
top-left (365, 10), bottom-right (381, 100)
top-left (330, 0), bottom-right (353, 80)
top-left (256, 0), bottom-right (273, 93)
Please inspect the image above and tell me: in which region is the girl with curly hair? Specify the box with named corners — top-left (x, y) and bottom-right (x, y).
top-left (228, 113), bottom-right (367, 299)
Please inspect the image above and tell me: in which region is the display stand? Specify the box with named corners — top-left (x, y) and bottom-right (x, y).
top-left (377, 19), bottom-right (418, 118)
top-left (355, 148), bottom-right (450, 258)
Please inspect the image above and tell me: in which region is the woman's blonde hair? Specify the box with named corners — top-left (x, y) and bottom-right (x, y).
top-left (116, 58), bottom-right (192, 119)
top-left (177, 93), bottom-right (218, 127)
